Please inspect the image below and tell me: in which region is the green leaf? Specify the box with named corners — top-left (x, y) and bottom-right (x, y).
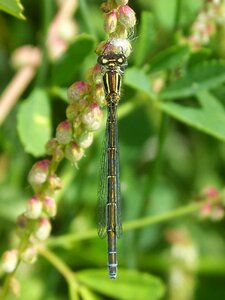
top-left (187, 48), bottom-right (211, 69)
top-left (160, 60), bottom-right (225, 100)
top-left (197, 90), bottom-right (224, 113)
top-left (51, 34), bottom-right (95, 85)
top-left (148, 45), bottom-right (190, 74)
top-left (124, 67), bottom-right (152, 97)
top-left (17, 89), bottom-right (52, 156)
top-left (158, 91), bottom-right (225, 140)
top-left (134, 12), bottom-right (155, 67)
top-left (77, 269), bottom-right (165, 300)
top-left (0, 0), bottom-right (25, 20)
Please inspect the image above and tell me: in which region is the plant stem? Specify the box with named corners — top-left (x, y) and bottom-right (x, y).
top-left (140, 112), bottom-right (169, 215)
top-left (38, 246), bottom-right (79, 300)
top-left (78, 0), bottom-right (97, 37)
top-left (47, 198), bottom-right (211, 248)
top-left (35, 0), bottom-right (53, 87)
top-left (174, 0), bottom-right (183, 30)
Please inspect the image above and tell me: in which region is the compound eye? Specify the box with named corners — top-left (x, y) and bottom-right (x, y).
top-left (98, 55), bottom-right (108, 65)
top-left (117, 55), bottom-right (126, 65)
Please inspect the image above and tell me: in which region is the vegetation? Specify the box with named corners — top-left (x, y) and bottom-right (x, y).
top-left (1, 0), bottom-right (225, 299)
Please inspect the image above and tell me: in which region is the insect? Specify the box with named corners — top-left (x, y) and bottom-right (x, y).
top-left (97, 51), bottom-right (128, 279)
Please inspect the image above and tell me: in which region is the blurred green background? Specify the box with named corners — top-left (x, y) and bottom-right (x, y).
top-left (1, 0), bottom-right (225, 299)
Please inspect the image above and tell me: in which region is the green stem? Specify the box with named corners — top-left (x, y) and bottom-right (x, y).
top-left (38, 247), bottom-right (79, 300)
top-left (78, 0), bottom-right (97, 37)
top-left (174, 0), bottom-right (183, 30)
top-left (47, 198), bottom-right (210, 248)
top-left (141, 113), bottom-right (169, 215)
top-left (35, 0), bottom-right (53, 87)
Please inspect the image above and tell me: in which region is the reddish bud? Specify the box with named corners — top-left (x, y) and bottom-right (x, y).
top-left (34, 218), bottom-right (52, 241)
top-left (104, 9), bottom-right (118, 34)
top-left (65, 142), bottom-right (84, 163)
top-left (78, 132), bottom-right (94, 149)
top-left (48, 173), bottom-right (62, 190)
top-left (94, 83), bottom-right (106, 106)
top-left (21, 246), bottom-right (37, 264)
top-left (86, 64), bottom-right (102, 84)
top-left (1, 250), bottom-right (18, 273)
top-left (28, 160), bottom-right (50, 191)
top-left (82, 103), bottom-right (103, 131)
top-left (203, 187), bottom-right (219, 199)
top-left (211, 205), bottom-right (225, 221)
top-left (45, 138), bottom-right (59, 155)
top-left (43, 196), bottom-right (57, 217)
top-left (56, 120), bottom-right (73, 145)
top-left (26, 196), bottom-right (42, 219)
top-left (68, 81), bottom-right (90, 103)
top-left (117, 5), bottom-right (136, 29)
top-left (199, 203), bottom-right (212, 219)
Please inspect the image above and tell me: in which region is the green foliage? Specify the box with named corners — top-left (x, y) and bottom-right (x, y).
top-left (77, 269), bottom-right (165, 300)
top-left (159, 91), bottom-right (225, 141)
top-left (160, 60), bottom-right (225, 99)
top-left (17, 89), bottom-right (52, 156)
top-left (0, 0), bottom-right (25, 19)
top-left (148, 44), bottom-right (190, 74)
top-left (51, 34), bottom-right (95, 85)
top-left (1, 0), bottom-right (225, 299)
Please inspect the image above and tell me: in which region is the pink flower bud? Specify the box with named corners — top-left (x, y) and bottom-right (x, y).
top-left (1, 250), bottom-right (18, 273)
top-left (28, 160), bottom-right (50, 191)
top-left (43, 196), bottom-right (57, 217)
top-left (95, 41), bottom-right (107, 55)
top-left (56, 120), bottom-right (73, 145)
top-left (45, 138), bottom-right (59, 155)
top-left (210, 205), bottom-right (225, 221)
top-left (65, 142), bottom-right (84, 163)
top-left (34, 218), bottom-right (52, 241)
top-left (72, 115), bottom-right (82, 131)
top-left (45, 139), bottom-right (64, 162)
top-left (104, 9), bottom-right (118, 34)
top-left (78, 132), bottom-right (94, 149)
top-left (199, 203), bottom-right (212, 219)
top-left (66, 104), bottom-right (78, 121)
top-left (68, 81), bottom-right (90, 103)
top-left (86, 64), bottom-right (102, 84)
top-left (82, 103), bottom-right (103, 131)
top-left (203, 187), bottom-right (219, 199)
top-left (21, 246), bottom-right (37, 264)
top-left (48, 174), bottom-right (62, 190)
top-left (26, 196), bottom-right (43, 219)
top-left (117, 5), bottom-right (136, 29)
top-left (94, 83), bottom-right (106, 106)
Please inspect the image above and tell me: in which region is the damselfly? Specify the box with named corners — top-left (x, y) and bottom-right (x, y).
top-left (97, 52), bottom-right (127, 279)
